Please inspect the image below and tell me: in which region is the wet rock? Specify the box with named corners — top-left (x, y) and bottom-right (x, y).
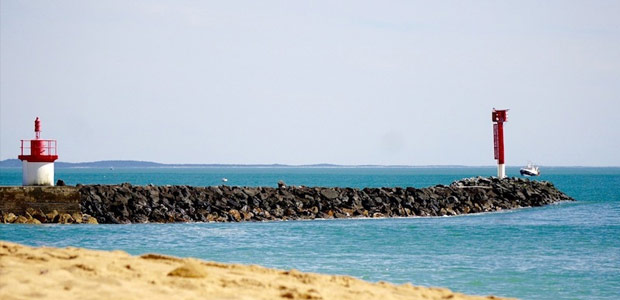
top-left (334, 212), bottom-right (347, 218)
top-left (46, 210), bottom-right (59, 223)
top-left (15, 215), bottom-right (29, 223)
top-left (206, 213), bottom-right (218, 222)
top-left (58, 213), bottom-right (74, 224)
top-left (229, 209), bottom-right (242, 222)
top-left (72, 212), bottom-right (83, 224)
top-left (28, 208), bottom-right (47, 223)
top-left (241, 211), bottom-right (253, 221)
top-left (4, 213), bottom-right (18, 223)
top-left (25, 215), bottom-right (42, 224)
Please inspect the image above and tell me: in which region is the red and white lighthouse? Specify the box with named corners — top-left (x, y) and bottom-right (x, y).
top-left (492, 109), bottom-right (508, 178)
top-left (18, 117), bottom-right (58, 186)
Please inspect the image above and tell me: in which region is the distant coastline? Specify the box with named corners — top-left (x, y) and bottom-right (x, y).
top-left (0, 159), bottom-right (617, 169)
top-left (0, 159), bottom-right (472, 169)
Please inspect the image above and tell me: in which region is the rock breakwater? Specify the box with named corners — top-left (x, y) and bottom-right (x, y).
top-left (77, 177), bottom-right (573, 224)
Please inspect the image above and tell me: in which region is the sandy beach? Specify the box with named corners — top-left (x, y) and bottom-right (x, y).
top-left (0, 241), bottom-right (512, 300)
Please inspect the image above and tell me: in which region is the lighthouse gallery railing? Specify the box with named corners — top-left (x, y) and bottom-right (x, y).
top-left (20, 140), bottom-right (58, 156)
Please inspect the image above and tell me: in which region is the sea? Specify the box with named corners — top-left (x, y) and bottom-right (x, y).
top-left (1, 166), bottom-right (619, 300)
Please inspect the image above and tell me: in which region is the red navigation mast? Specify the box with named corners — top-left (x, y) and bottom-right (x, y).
top-left (492, 109), bottom-right (508, 179)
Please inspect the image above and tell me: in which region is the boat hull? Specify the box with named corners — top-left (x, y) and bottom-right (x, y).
top-left (520, 169), bottom-right (539, 176)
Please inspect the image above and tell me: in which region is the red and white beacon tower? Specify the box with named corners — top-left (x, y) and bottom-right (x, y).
top-left (492, 109), bottom-right (508, 179)
top-left (17, 117), bottom-right (59, 186)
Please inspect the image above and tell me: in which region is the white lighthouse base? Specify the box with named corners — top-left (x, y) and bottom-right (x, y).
top-left (497, 164), bottom-right (506, 179)
top-left (22, 161), bottom-right (55, 186)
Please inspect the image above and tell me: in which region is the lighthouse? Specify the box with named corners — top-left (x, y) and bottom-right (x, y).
top-left (18, 117), bottom-right (58, 186)
top-left (492, 109), bottom-right (508, 179)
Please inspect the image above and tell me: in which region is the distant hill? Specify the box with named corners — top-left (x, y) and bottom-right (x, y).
top-left (0, 159), bottom-right (328, 168)
top-left (58, 160), bottom-right (166, 168)
top-left (0, 159), bottom-right (165, 168)
top-left (0, 159), bottom-right (474, 168)
top-left (0, 159), bottom-right (21, 168)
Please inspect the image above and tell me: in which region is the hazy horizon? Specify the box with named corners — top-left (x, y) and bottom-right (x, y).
top-left (1, 157), bottom-right (618, 168)
top-left (2, 1), bottom-right (619, 166)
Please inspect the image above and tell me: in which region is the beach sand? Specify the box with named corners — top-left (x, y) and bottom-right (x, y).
top-left (0, 241), bottom-right (513, 300)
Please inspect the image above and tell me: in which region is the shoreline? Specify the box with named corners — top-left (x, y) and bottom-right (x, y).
top-left (0, 241), bottom-right (514, 300)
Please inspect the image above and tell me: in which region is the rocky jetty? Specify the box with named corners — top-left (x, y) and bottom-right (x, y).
top-left (74, 177), bottom-right (573, 224)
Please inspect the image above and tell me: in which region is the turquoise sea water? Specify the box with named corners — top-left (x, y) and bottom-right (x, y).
top-left (1, 167), bottom-right (619, 299)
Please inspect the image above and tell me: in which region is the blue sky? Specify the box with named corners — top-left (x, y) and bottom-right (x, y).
top-left (1, 0), bottom-right (619, 166)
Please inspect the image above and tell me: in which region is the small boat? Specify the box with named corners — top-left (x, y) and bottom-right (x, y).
top-left (221, 178), bottom-right (228, 183)
top-left (520, 162), bottom-right (540, 176)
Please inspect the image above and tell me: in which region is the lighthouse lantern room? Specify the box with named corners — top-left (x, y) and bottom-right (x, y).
top-left (18, 117), bottom-right (58, 186)
top-left (492, 109), bottom-right (508, 179)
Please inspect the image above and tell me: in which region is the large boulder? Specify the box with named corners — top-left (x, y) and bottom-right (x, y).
top-left (58, 213), bottom-right (74, 224)
top-left (320, 189), bottom-right (339, 200)
top-left (4, 213), bottom-right (18, 223)
top-left (14, 215), bottom-right (29, 224)
top-left (229, 209), bottom-right (242, 222)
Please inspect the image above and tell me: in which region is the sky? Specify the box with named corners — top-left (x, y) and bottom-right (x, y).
top-left (1, 0), bottom-right (619, 166)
